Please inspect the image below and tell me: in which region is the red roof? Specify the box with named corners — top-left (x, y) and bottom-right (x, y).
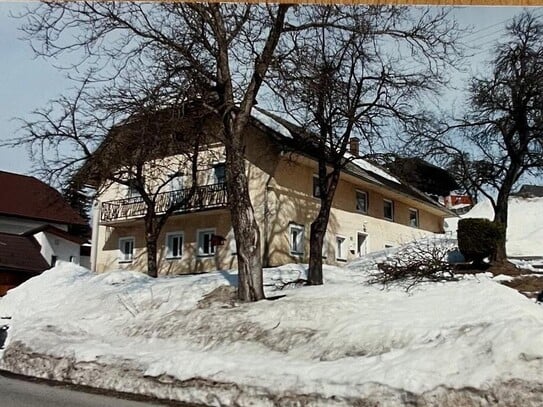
top-left (0, 232), bottom-right (49, 273)
top-left (0, 171), bottom-right (86, 225)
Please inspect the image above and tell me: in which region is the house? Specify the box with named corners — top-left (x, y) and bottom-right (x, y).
top-left (0, 232), bottom-right (51, 296)
top-left (85, 107), bottom-right (455, 275)
top-left (513, 184), bottom-right (543, 198)
top-left (0, 171), bottom-right (89, 294)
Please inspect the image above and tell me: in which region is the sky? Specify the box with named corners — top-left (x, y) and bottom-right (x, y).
top-left (0, 4), bottom-right (537, 179)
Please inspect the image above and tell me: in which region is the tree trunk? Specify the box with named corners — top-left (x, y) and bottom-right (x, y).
top-left (492, 193), bottom-right (509, 263)
top-left (307, 169), bottom-right (340, 285)
top-left (146, 236), bottom-right (159, 278)
top-left (144, 215), bottom-right (159, 278)
top-left (224, 120), bottom-right (265, 302)
top-left (308, 210), bottom-right (329, 285)
top-left (491, 168), bottom-right (517, 263)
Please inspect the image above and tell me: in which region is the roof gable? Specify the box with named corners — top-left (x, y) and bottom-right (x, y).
top-left (0, 171), bottom-right (86, 226)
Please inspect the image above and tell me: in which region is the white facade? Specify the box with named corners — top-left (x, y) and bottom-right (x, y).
top-left (33, 231), bottom-right (81, 266)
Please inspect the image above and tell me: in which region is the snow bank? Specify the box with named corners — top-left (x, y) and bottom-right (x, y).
top-left (2, 260), bottom-right (543, 405)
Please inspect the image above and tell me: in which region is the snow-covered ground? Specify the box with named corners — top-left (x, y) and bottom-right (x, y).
top-left (1, 246), bottom-right (543, 405)
top-left (445, 196), bottom-right (543, 259)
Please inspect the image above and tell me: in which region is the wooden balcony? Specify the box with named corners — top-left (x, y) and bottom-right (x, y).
top-left (100, 183), bottom-right (228, 224)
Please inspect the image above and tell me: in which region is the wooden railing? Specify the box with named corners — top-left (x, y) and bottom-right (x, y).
top-left (100, 183), bottom-right (228, 223)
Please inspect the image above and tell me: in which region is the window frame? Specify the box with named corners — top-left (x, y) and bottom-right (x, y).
top-left (356, 231), bottom-right (369, 257)
top-left (383, 199), bottom-right (394, 221)
top-left (335, 235), bottom-right (347, 261)
top-left (409, 208), bottom-right (419, 228)
top-left (289, 223), bottom-right (305, 256)
top-left (355, 190), bottom-right (368, 213)
top-left (118, 236), bottom-right (135, 263)
top-left (165, 232), bottom-right (184, 259)
top-left (197, 228), bottom-right (216, 257)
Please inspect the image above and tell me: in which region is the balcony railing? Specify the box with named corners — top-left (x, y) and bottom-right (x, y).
top-left (100, 182), bottom-right (228, 223)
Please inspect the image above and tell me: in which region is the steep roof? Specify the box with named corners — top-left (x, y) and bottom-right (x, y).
top-left (0, 171), bottom-right (86, 226)
top-left (0, 232), bottom-right (49, 273)
top-left (249, 108), bottom-right (454, 216)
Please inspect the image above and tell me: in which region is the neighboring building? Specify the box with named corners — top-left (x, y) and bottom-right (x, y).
top-left (0, 171), bottom-right (86, 235)
top-left (513, 184), bottom-right (543, 198)
top-left (443, 194), bottom-right (474, 215)
top-left (0, 171), bottom-right (89, 294)
top-left (0, 232), bottom-right (50, 296)
top-left (22, 225), bottom-right (88, 267)
top-left (85, 107), bottom-right (455, 275)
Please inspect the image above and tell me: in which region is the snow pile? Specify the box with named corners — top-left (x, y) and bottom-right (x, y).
top-left (507, 197), bottom-right (543, 258)
top-left (1, 260), bottom-right (543, 405)
top-left (444, 196), bottom-right (543, 258)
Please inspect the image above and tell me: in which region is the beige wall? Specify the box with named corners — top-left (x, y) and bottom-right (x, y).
top-left (263, 157), bottom-right (441, 267)
top-left (93, 121), bottom-right (448, 275)
top-left (97, 144), bottom-right (226, 203)
top-left (94, 209), bottom-right (237, 274)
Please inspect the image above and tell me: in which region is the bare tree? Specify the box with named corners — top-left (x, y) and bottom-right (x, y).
top-left (8, 78), bottom-right (206, 278)
top-left (18, 2), bottom-right (293, 300)
top-left (412, 11), bottom-right (543, 263)
top-left (269, 6), bottom-right (463, 284)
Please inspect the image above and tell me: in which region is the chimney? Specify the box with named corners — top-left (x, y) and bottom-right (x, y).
top-left (349, 137), bottom-right (360, 157)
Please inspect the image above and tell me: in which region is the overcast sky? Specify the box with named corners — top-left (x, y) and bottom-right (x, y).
top-left (0, 4), bottom-right (535, 179)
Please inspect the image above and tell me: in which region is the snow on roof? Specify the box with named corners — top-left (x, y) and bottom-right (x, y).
top-left (350, 156), bottom-right (401, 185)
top-left (250, 108), bottom-right (292, 139)
top-left (251, 109), bottom-right (401, 185)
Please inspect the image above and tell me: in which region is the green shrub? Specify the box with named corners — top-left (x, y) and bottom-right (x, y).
top-left (457, 218), bottom-right (505, 265)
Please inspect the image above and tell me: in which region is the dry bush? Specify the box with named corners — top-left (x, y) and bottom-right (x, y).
top-left (370, 240), bottom-right (457, 291)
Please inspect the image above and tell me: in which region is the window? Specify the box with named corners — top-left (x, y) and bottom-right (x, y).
top-left (336, 236), bottom-right (347, 261)
top-left (197, 229), bottom-right (216, 257)
top-left (356, 190), bottom-right (368, 213)
top-left (289, 224), bottom-right (305, 255)
top-left (119, 237), bottom-right (135, 262)
top-left (312, 175), bottom-right (321, 198)
top-left (166, 232), bottom-right (184, 259)
top-left (409, 208), bottom-right (419, 228)
top-left (357, 232), bottom-right (368, 256)
top-left (214, 163), bottom-right (226, 184)
top-left (383, 199), bottom-right (394, 221)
